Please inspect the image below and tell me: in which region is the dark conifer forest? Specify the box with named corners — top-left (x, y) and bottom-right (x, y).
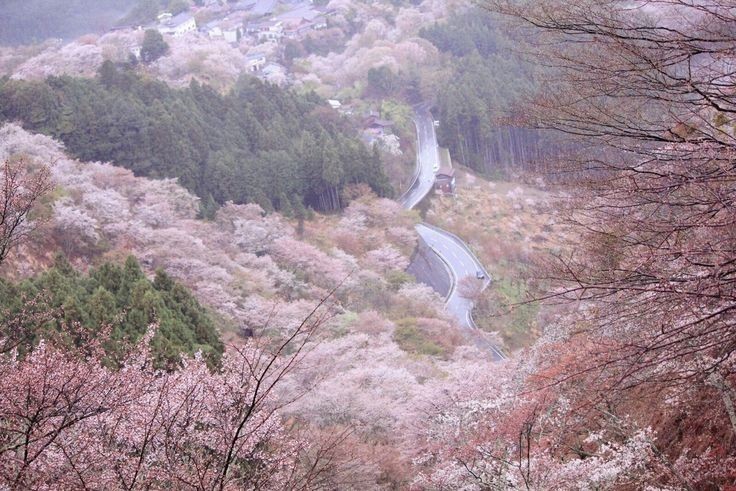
top-left (420, 8), bottom-right (545, 175)
top-left (0, 255), bottom-right (223, 368)
top-left (0, 66), bottom-right (392, 214)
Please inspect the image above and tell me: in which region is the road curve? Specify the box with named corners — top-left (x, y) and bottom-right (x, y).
top-left (399, 104), bottom-right (440, 210)
top-left (401, 106), bottom-right (506, 361)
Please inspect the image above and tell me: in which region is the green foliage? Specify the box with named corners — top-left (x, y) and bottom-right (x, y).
top-left (420, 11), bottom-right (501, 58)
top-left (0, 69), bottom-right (392, 212)
top-left (366, 66), bottom-right (400, 98)
top-left (420, 8), bottom-right (538, 172)
top-left (392, 318), bottom-right (444, 357)
top-left (386, 270), bottom-right (413, 291)
top-left (474, 268), bottom-right (539, 350)
top-left (0, 255), bottom-right (223, 368)
top-left (714, 112), bottom-right (729, 127)
top-left (379, 99), bottom-right (413, 138)
top-left (140, 29), bottom-right (170, 63)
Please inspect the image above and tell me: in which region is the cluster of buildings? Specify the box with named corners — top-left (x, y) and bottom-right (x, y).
top-left (137, 3), bottom-right (458, 196)
top-left (180, 0), bottom-right (335, 45)
top-left (146, 0), bottom-right (335, 86)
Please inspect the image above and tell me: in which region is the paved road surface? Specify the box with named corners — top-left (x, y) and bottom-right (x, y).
top-left (399, 105), bottom-right (440, 210)
top-left (401, 105), bottom-right (506, 361)
top-left (415, 223), bottom-right (489, 328)
top-left (415, 224), bottom-right (505, 361)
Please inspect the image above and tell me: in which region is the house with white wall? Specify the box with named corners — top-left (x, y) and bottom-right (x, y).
top-left (158, 12), bottom-right (197, 36)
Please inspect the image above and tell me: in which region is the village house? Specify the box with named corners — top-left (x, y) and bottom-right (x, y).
top-left (246, 20), bottom-right (283, 42)
top-left (230, 0), bottom-right (256, 11)
top-left (218, 18), bottom-right (244, 43)
top-left (277, 5), bottom-right (325, 28)
top-left (157, 12), bottom-right (197, 36)
top-left (280, 4), bottom-right (335, 38)
top-left (206, 24), bottom-right (223, 38)
top-left (245, 52), bottom-right (267, 72)
top-left (434, 167), bottom-right (457, 195)
top-left (363, 115), bottom-right (394, 137)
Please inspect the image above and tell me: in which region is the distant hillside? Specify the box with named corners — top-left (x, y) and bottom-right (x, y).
top-left (0, 68), bottom-right (392, 213)
top-left (0, 0), bottom-right (135, 45)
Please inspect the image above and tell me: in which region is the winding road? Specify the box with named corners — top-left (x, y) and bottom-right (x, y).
top-left (399, 104), bottom-right (440, 210)
top-left (401, 105), bottom-right (506, 361)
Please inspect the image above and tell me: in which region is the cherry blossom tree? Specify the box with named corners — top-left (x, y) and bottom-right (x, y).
top-left (364, 244), bottom-right (409, 274)
top-left (0, 292), bottom-right (345, 489)
top-left (0, 157), bottom-right (51, 266)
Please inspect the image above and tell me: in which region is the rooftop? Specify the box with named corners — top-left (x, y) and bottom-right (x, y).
top-left (436, 167), bottom-right (456, 178)
top-left (167, 12), bottom-right (195, 27)
top-left (231, 0), bottom-right (256, 10)
top-left (276, 5), bottom-right (322, 22)
top-left (364, 116), bottom-right (393, 128)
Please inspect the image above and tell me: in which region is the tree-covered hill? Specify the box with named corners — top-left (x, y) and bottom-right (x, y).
top-left (420, 9), bottom-right (544, 175)
top-left (0, 0), bottom-right (135, 45)
top-left (0, 65), bottom-right (392, 214)
top-left (0, 255), bottom-right (223, 367)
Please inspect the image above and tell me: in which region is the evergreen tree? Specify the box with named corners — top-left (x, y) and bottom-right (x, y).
top-left (0, 70), bottom-right (391, 212)
top-left (140, 29), bottom-right (169, 63)
top-left (0, 256), bottom-right (224, 368)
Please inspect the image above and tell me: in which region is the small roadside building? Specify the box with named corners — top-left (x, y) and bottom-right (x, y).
top-left (434, 167), bottom-right (456, 195)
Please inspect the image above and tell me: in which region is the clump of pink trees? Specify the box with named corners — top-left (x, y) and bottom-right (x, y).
top-left (0, 299), bottom-right (350, 490)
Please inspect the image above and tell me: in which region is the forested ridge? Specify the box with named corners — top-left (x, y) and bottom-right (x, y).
top-left (0, 255), bottom-right (223, 367)
top-left (0, 64), bottom-right (392, 214)
top-left (0, 0), bottom-right (134, 45)
top-left (420, 9), bottom-right (545, 175)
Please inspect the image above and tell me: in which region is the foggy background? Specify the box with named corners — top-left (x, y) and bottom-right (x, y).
top-left (0, 0), bottom-right (135, 45)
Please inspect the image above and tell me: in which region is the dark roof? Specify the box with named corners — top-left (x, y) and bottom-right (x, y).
top-left (364, 115), bottom-right (393, 128)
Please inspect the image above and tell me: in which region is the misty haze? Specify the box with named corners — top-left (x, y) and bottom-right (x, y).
top-left (0, 0), bottom-right (733, 489)
top-left (0, 0), bottom-right (136, 44)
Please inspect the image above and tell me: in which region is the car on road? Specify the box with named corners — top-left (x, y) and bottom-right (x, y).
top-left (475, 270), bottom-right (486, 280)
